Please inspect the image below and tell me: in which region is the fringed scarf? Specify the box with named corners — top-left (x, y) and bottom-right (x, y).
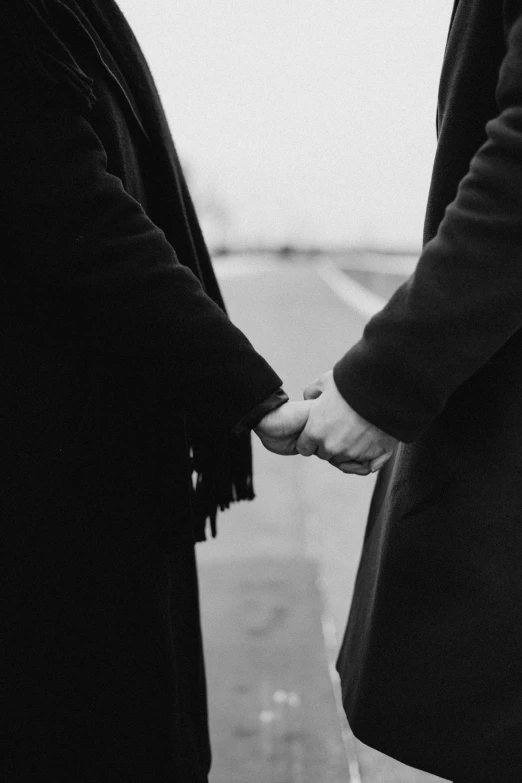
top-left (3, 0), bottom-right (255, 541)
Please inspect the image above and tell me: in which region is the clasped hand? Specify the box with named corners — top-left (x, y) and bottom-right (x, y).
top-left (255, 371), bottom-right (397, 475)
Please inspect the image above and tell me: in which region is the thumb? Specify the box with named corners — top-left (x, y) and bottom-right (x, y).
top-left (255, 400), bottom-right (311, 438)
top-left (370, 449), bottom-right (395, 473)
top-left (276, 399), bottom-right (312, 436)
top-left (303, 376), bottom-right (324, 400)
top-left (295, 422), bottom-right (318, 457)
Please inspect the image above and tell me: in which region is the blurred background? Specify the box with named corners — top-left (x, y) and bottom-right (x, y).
top-left (119, 0), bottom-right (453, 253)
top-left (118, 2), bottom-right (454, 781)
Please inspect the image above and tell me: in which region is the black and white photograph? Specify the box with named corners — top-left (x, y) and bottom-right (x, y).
top-left (2, 0), bottom-right (522, 780)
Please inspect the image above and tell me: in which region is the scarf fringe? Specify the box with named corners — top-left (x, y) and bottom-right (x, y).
top-left (192, 431), bottom-right (255, 542)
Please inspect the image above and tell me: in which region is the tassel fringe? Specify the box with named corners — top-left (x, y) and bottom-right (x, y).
top-left (192, 431), bottom-right (255, 542)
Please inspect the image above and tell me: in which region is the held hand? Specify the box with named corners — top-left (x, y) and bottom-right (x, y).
top-left (298, 371), bottom-right (397, 474)
top-left (255, 400), bottom-right (313, 456)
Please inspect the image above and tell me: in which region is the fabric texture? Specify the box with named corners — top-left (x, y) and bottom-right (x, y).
top-left (1, 0), bottom-right (283, 542)
top-left (336, 2), bottom-right (522, 780)
top-left (0, 1), bottom-right (282, 779)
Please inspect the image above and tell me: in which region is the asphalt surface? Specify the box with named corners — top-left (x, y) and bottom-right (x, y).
top-left (196, 256), bottom-right (398, 783)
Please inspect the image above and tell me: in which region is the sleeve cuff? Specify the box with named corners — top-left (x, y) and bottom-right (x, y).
top-left (231, 388), bottom-right (289, 437)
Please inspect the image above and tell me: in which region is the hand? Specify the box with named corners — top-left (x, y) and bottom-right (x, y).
top-left (297, 371), bottom-right (397, 474)
top-left (255, 400), bottom-right (312, 456)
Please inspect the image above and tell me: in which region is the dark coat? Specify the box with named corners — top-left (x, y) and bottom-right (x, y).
top-left (335, 2), bottom-right (522, 781)
top-left (0, 1), bottom-right (281, 780)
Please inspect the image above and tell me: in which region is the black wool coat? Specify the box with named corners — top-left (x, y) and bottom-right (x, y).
top-left (335, 2), bottom-right (522, 781)
top-left (0, 1), bottom-right (281, 780)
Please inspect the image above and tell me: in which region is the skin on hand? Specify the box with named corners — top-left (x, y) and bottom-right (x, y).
top-left (298, 371), bottom-right (398, 474)
top-left (254, 400), bottom-right (313, 456)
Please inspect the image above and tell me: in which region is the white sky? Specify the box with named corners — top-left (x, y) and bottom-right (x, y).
top-left (118, 0), bottom-right (454, 249)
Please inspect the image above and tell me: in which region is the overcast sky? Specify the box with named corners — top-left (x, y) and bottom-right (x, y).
top-left (118, 0), bottom-right (454, 250)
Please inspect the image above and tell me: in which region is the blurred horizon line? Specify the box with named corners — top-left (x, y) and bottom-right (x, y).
top-left (210, 244), bottom-right (421, 259)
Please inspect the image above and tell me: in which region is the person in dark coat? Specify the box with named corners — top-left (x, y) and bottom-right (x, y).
top-left (296, 1), bottom-right (522, 780)
top-left (0, 1), bottom-right (311, 780)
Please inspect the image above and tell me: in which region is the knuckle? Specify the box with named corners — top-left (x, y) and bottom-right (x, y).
top-left (297, 440), bottom-right (314, 457)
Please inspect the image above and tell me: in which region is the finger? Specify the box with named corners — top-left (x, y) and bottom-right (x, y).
top-left (329, 438), bottom-right (390, 466)
top-left (336, 460), bottom-right (372, 475)
top-left (256, 432), bottom-right (300, 456)
top-left (314, 443), bottom-right (336, 461)
top-left (303, 378), bottom-right (324, 401)
top-left (296, 429), bottom-right (318, 457)
top-left (255, 400), bottom-right (311, 441)
top-left (289, 400), bottom-right (314, 435)
top-left (329, 452), bottom-right (366, 468)
top-left (370, 450), bottom-right (394, 473)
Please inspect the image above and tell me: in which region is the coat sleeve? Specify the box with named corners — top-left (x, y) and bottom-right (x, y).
top-left (1, 88), bottom-right (282, 443)
top-left (333, 9), bottom-right (522, 443)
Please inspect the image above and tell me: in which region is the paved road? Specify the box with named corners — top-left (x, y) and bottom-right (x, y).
top-left (196, 256), bottom-right (393, 783)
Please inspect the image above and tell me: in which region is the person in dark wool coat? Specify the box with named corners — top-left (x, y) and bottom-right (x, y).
top-left (0, 1), bottom-right (313, 781)
top-left (295, 1), bottom-right (522, 781)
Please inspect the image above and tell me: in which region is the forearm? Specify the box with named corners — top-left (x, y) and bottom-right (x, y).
top-left (3, 96), bottom-right (282, 442)
top-left (334, 13), bottom-right (522, 442)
